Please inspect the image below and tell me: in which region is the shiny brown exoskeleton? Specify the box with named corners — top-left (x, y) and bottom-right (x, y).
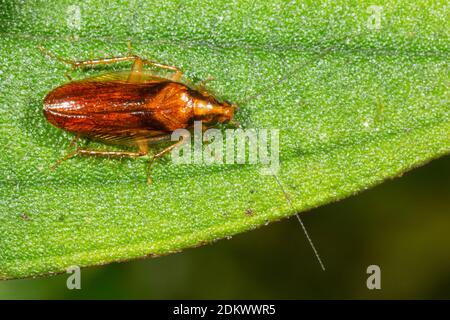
top-left (40, 45), bottom-right (236, 182)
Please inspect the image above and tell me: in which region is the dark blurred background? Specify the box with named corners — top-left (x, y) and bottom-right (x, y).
top-left (0, 155), bottom-right (448, 299)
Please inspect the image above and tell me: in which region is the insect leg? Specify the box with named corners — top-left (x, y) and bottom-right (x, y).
top-left (39, 45), bottom-right (183, 81)
top-left (38, 46), bottom-right (140, 68)
top-left (68, 134), bottom-right (80, 147)
top-left (50, 142), bottom-right (148, 170)
top-left (49, 135), bottom-right (80, 170)
top-left (127, 57), bottom-right (183, 83)
top-left (76, 149), bottom-right (147, 157)
top-left (38, 45), bottom-right (143, 80)
top-left (195, 76), bottom-right (216, 94)
top-left (50, 149), bottom-right (79, 171)
top-left (140, 58), bottom-right (183, 81)
top-left (77, 140), bottom-right (148, 158)
top-left (146, 134), bottom-right (189, 184)
top-left (38, 45), bottom-right (79, 68)
top-left (127, 40), bottom-right (133, 56)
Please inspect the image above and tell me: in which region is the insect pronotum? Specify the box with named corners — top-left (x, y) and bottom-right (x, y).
top-left (40, 43), bottom-right (237, 183)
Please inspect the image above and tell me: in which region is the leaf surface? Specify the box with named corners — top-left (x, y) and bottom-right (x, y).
top-left (0, 0), bottom-right (449, 279)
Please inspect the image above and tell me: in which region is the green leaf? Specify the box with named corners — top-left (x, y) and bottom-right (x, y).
top-left (0, 0), bottom-right (448, 279)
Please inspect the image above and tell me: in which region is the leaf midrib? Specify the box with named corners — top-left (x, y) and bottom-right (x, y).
top-left (0, 118), bottom-right (448, 189)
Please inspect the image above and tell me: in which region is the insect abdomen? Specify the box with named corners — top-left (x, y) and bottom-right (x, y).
top-left (43, 80), bottom-right (195, 141)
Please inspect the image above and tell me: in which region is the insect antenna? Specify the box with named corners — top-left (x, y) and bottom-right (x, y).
top-left (228, 37), bottom-right (357, 270)
top-left (235, 47), bottom-right (335, 108)
top-left (234, 30), bottom-right (366, 108)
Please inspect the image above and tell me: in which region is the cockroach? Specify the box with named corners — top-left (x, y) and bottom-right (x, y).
top-left (39, 44), bottom-right (237, 183)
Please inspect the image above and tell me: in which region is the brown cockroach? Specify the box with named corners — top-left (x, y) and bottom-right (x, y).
top-left (39, 44), bottom-right (237, 182)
